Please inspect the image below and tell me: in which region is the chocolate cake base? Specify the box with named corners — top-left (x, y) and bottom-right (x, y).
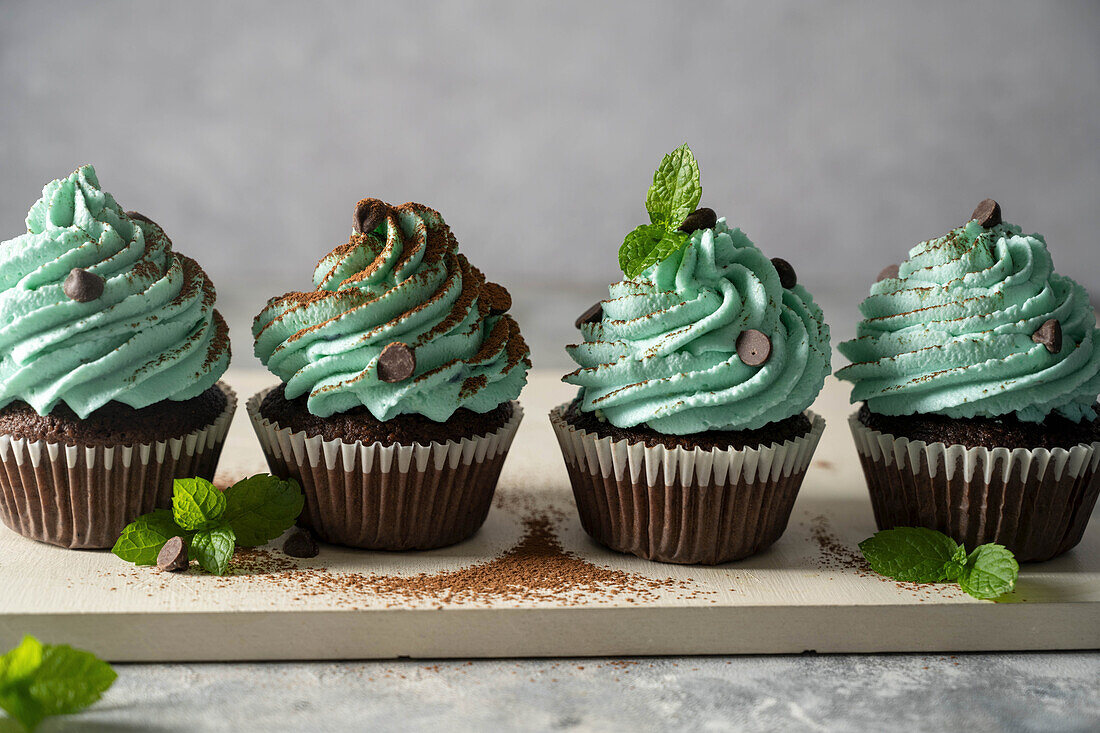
top-left (0, 384), bottom-right (236, 549)
top-left (249, 389), bottom-right (523, 551)
top-left (258, 383), bottom-right (513, 446)
top-left (849, 412), bottom-right (1100, 562)
top-left (551, 403), bottom-right (826, 565)
top-left (0, 386), bottom-right (228, 447)
top-left (561, 398), bottom-right (812, 450)
top-left (857, 403), bottom-right (1100, 450)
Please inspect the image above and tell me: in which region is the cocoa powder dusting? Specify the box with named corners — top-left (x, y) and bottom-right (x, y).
top-left (108, 511), bottom-right (707, 607)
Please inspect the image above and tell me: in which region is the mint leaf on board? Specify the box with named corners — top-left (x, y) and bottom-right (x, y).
top-left (0, 636), bottom-right (116, 732)
top-left (172, 477), bottom-right (226, 531)
top-left (645, 143), bottom-right (701, 228)
top-left (223, 475), bottom-right (304, 547)
top-left (618, 224), bottom-right (689, 279)
top-left (111, 509), bottom-right (187, 565)
top-left (942, 544), bottom-right (969, 582)
top-left (958, 544), bottom-right (1019, 599)
top-left (189, 524), bottom-right (236, 576)
top-left (858, 527), bottom-right (960, 583)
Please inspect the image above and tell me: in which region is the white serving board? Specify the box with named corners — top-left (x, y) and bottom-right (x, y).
top-left (1, 369), bottom-right (1097, 661)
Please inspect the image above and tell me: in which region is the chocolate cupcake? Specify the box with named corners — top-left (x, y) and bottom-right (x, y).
top-left (0, 166), bottom-right (234, 548)
top-left (837, 200), bottom-right (1100, 561)
top-left (249, 198), bottom-right (529, 550)
top-left (551, 145), bottom-right (830, 565)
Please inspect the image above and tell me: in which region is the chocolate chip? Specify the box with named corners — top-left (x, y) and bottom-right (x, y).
top-left (736, 329), bottom-right (772, 367)
top-left (283, 528), bottom-right (319, 558)
top-left (1032, 318), bottom-right (1062, 354)
top-left (125, 210), bottom-right (158, 228)
top-left (679, 207), bottom-right (717, 233)
top-left (378, 342), bottom-right (416, 383)
top-left (63, 268), bottom-right (104, 302)
top-left (971, 199), bottom-right (1001, 228)
top-left (771, 257), bottom-right (797, 289)
top-left (575, 302), bottom-right (603, 329)
top-left (876, 264), bottom-right (900, 282)
top-left (482, 281), bottom-right (512, 315)
top-left (353, 198), bottom-right (389, 235)
top-left (157, 536), bottom-right (189, 572)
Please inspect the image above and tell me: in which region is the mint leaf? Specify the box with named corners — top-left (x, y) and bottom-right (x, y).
top-left (619, 224), bottom-right (689, 279)
top-left (0, 636), bottom-right (116, 732)
top-left (189, 525), bottom-right (236, 575)
top-left (223, 475), bottom-right (304, 547)
top-left (111, 509), bottom-right (185, 565)
top-left (858, 527), bottom-right (960, 583)
top-left (645, 143), bottom-right (701, 228)
top-left (942, 544), bottom-right (968, 582)
top-left (172, 477), bottom-right (226, 531)
top-left (958, 544), bottom-right (1019, 599)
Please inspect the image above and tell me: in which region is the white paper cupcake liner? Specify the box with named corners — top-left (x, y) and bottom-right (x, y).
top-left (0, 383), bottom-right (237, 549)
top-left (550, 404), bottom-right (825, 565)
top-left (849, 414), bottom-right (1100, 561)
top-left (247, 388), bottom-right (523, 550)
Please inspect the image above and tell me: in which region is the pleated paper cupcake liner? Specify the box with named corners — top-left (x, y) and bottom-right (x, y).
top-left (0, 383), bottom-right (237, 549)
top-left (247, 389), bottom-right (523, 551)
top-left (550, 405), bottom-right (825, 565)
top-left (849, 414), bottom-right (1100, 562)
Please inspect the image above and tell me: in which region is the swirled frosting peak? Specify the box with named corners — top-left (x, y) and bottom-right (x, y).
top-left (564, 218), bottom-right (832, 434)
top-left (252, 199), bottom-right (530, 420)
top-left (0, 165), bottom-right (230, 418)
top-left (837, 204), bottom-right (1100, 422)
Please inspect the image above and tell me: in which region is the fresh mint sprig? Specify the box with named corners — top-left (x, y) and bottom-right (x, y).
top-left (618, 143), bottom-right (702, 278)
top-left (0, 636), bottom-right (116, 732)
top-left (859, 527), bottom-right (1019, 600)
top-left (112, 475), bottom-right (304, 575)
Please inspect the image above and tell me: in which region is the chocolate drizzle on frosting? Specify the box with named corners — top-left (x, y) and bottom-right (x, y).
top-left (253, 200), bottom-right (529, 421)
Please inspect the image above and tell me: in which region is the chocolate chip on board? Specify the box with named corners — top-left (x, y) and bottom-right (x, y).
top-left (377, 342), bottom-right (416, 383)
top-left (1032, 318), bottom-right (1062, 354)
top-left (157, 536), bottom-right (189, 572)
top-left (63, 268), bottom-right (105, 302)
top-left (283, 528), bottom-right (319, 558)
top-left (575, 302), bottom-right (603, 329)
top-left (736, 329), bottom-right (772, 367)
top-left (970, 199), bottom-right (1002, 228)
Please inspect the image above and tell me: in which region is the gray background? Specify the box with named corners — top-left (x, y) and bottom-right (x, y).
top-left (2, 4), bottom-right (1099, 730)
top-left (2, 0), bottom-right (1098, 368)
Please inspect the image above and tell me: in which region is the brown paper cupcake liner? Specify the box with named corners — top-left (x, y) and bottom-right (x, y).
top-left (0, 383), bottom-right (237, 549)
top-left (550, 405), bottom-right (825, 565)
top-left (247, 389), bottom-right (523, 551)
top-left (849, 414), bottom-right (1100, 562)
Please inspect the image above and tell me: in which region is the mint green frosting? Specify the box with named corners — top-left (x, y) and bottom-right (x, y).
top-left (252, 201), bottom-right (530, 421)
top-left (837, 219), bottom-right (1100, 422)
top-left (0, 165), bottom-right (230, 418)
top-left (564, 219), bottom-right (831, 434)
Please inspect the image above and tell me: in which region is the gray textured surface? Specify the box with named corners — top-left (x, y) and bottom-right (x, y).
top-left (2, 653), bottom-right (1095, 732)
top-left (2, 0), bottom-right (1099, 370)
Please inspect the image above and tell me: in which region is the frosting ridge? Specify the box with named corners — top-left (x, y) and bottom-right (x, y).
top-left (252, 199), bottom-right (529, 420)
top-left (564, 219), bottom-right (831, 434)
top-left (837, 217), bottom-right (1100, 422)
top-left (0, 165), bottom-right (230, 418)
